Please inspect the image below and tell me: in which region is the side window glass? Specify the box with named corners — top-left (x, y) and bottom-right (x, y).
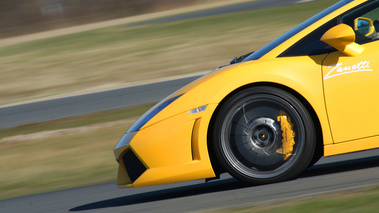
top-left (280, 20), bottom-right (337, 57)
top-left (280, 1), bottom-right (379, 57)
top-left (341, 1), bottom-right (379, 44)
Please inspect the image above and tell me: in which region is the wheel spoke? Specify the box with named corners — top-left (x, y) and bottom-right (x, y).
top-left (242, 103), bottom-right (250, 124)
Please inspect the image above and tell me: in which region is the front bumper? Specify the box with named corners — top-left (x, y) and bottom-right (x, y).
top-left (114, 105), bottom-right (217, 188)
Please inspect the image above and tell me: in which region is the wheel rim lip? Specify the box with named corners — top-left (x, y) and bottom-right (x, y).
top-left (220, 95), bottom-right (306, 179)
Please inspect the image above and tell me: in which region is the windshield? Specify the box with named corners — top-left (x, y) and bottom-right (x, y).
top-left (243, 0), bottom-right (354, 61)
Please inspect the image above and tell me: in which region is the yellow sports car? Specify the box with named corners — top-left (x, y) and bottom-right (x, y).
top-left (114, 0), bottom-right (379, 187)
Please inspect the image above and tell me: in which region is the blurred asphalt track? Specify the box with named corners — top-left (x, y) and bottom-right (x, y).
top-left (0, 0), bottom-right (314, 129)
top-left (2, 148), bottom-right (379, 212)
top-left (0, 75), bottom-right (202, 129)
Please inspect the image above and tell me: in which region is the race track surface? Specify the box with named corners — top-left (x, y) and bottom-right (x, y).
top-left (0, 76), bottom-right (200, 129)
top-left (2, 149), bottom-right (379, 213)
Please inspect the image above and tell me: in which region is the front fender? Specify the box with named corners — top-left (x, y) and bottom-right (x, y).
top-left (148, 55), bottom-right (332, 146)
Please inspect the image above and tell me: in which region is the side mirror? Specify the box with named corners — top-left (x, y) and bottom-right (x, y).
top-left (354, 17), bottom-right (375, 37)
top-left (320, 24), bottom-right (365, 56)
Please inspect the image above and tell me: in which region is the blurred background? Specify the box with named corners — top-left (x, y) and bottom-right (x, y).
top-left (2, 0), bottom-right (271, 200)
top-left (4, 1), bottom-right (359, 210)
top-left (0, 0), bottom-right (219, 38)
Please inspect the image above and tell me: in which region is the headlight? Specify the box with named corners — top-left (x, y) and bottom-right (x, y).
top-left (187, 105), bottom-right (207, 114)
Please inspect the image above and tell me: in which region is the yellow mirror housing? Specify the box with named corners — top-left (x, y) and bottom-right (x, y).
top-left (321, 24), bottom-right (365, 56)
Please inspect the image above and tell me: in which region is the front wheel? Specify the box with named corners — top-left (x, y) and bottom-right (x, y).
top-left (212, 87), bottom-right (316, 184)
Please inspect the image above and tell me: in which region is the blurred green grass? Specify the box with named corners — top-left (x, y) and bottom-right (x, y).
top-left (0, 104), bottom-right (155, 200)
top-left (0, 124), bottom-right (126, 200)
top-left (0, 0), bottom-right (337, 106)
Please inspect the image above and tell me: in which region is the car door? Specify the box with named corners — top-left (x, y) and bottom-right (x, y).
top-left (322, 1), bottom-right (379, 143)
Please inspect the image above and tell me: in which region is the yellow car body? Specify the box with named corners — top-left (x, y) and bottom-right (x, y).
top-left (114, 0), bottom-right (379, 188)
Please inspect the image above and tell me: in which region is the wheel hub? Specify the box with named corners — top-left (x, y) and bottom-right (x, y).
top-left (247, 118), bottom-right (280, 153)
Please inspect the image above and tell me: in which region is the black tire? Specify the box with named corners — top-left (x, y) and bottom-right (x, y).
top-left (212, 86), bottom-right (316, 184)
top-left (308, 149), bottom-right (322, 168)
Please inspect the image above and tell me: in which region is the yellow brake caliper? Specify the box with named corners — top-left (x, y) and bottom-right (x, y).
top-left (276, 110), bottom-right (295, 160)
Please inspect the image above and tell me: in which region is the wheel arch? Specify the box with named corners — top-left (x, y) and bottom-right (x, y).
top-left (206, 82), bottom-right (324, 176)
